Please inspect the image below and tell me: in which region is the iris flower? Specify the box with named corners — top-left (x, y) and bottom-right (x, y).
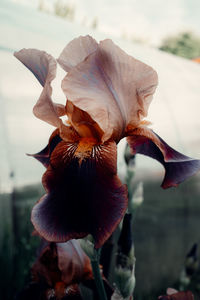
top-left (31, 240), bottom-right (93, 295)
top-left (17, 239), bottom-right (112, 300)
top-left (14, 36), bottom-right (200, 249)
top-left (31, 239), bottom-right (93, 299)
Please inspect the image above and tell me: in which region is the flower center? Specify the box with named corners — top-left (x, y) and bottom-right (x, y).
top-left (74, 137), bottom-right (98, 164)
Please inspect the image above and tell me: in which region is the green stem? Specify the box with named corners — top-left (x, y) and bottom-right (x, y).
top-left (91, 248), bottom-right (108, 300)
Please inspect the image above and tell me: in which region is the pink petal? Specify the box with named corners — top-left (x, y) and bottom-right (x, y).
top-left (65, 100), bottom-right (104, 141)
top-left (14, 49), bottom-right (65, 127)
top-left (61, 39), bottom-right (158, 142)
top-left (167, 288), bottom-right (178, 295)
top-left (127, 127), bottom-right (200, 188)
top-left (159, 290), bottom-right (194, 300)
top-left (57, 35), bottom-right (98, 72)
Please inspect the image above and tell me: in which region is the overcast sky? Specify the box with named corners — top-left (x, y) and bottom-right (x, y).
top-left (11, 0), bottom-right (200, 45)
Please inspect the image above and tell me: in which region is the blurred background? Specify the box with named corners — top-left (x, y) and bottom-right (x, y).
top-left (1, 0), bottom-right (200, 299)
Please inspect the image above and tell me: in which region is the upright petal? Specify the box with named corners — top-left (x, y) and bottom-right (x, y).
top-left (61, 39), bottom-right (158, 142)
top-left (58, 35), bottom-right (98, 72)
top-left (31, 139), bottom-right (128, 248)
top-left (14, 49), bottom-right (65, 127)
top-left (127, 127), bottom-right (200, 188)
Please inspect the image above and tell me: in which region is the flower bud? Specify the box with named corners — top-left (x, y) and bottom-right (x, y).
top-left (117, 214), bottom-right (133, 260)
top-left (129, 182), bottom-right (144, 213)
top-left (124, 143), bottom-right (136, 168)
top-left (179, 244), bottom-right (199, 290)
top-left (114, 267), bottom-right (135, 299)
top-left (124, 143), bottom-right (136, 196)
top-left (179, 269), bottom-right (190, 289)
top-left (185, 243), bottom-right (199, 276)
top-left (114, 213), bottom-right (136, 299)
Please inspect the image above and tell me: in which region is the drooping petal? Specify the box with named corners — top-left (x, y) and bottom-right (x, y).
top-left (28, 125), bottom-right (79, 168)
top-left (58, 35), bottom-right (98, 72)
top-left (31, 139), bottom-right (128, 248)
top-left (127, 127), bottom-right (200, 188)
top-left (28, 129), bottom-right (62, 167)
top-left (28, 144), bottom-right (50, 168)
top-left (14, 49), bottom-right (65, 127)
top-left (61, 39), bottom-right (158, 142)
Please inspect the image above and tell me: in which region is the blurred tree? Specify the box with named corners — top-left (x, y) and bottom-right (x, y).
top-left (91, 17), bottom-right (98, 30)
top-left (38, 0), bottom-right (75, 22)
top-left (159, 32), bottom-right (200, 59)
top-left (38, 0), bottom-right (50, 13)
top-left (38, 0), bottom-right (45, 12)
top-left (54, 0), bottom-right (75, 21)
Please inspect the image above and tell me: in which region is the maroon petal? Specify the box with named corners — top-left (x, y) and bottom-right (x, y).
top-left (158, 290), bottom-right (194, 300)
top-left (127, 129), bottom-right (200, 189)
top-left (31, 140), bottom-right (128, 248)
top-left (28, 144), bottom-right (50, 168)
top-left (28, 129), bottom-right (62, 168)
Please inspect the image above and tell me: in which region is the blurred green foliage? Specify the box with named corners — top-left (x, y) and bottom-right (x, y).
top-left (0, 185), bottom-right (42, 300)
top-left (159, 32), bottom-right (200, 59)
